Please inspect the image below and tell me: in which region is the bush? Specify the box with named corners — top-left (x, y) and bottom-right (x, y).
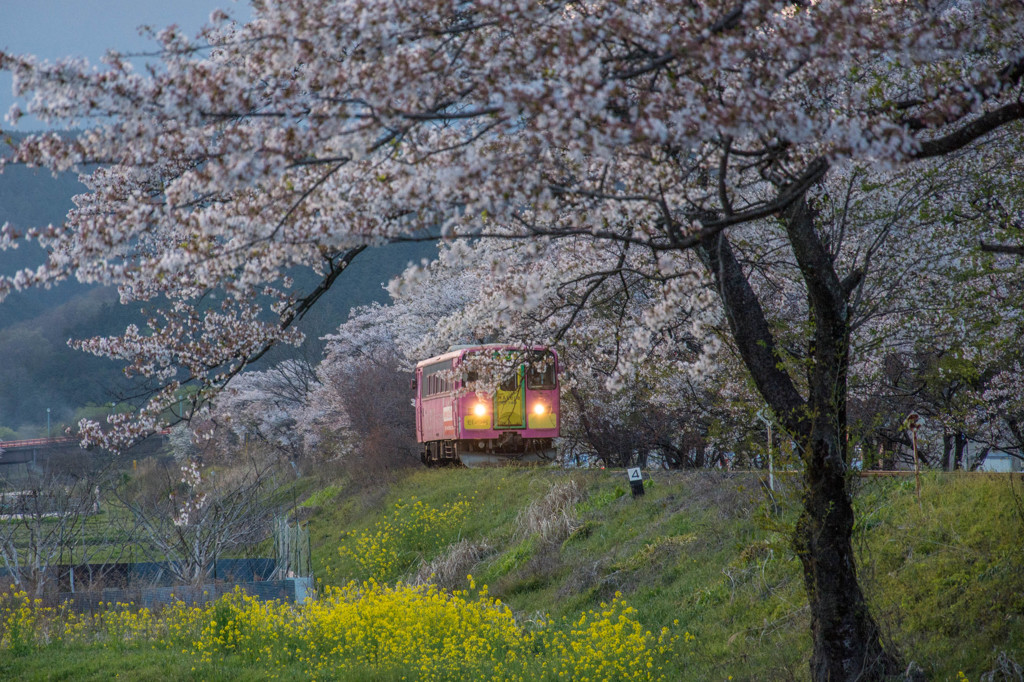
top-left (337, 496), bottom-right (472, 582)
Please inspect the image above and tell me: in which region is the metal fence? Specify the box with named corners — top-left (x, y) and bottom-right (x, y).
top-left (57, 577), bottom-right (314, 612)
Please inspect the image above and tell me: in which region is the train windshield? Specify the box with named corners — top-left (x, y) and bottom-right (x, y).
top-left (460, 348), bottom-right (556, 391)
top-left (526, 350), bottom-right (556, 389)
top-left (499, 372), bottom-right (520, 392)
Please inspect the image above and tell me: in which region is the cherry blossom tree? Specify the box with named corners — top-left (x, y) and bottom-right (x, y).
top-left (0, 475), bottom-right (97, 597)
top-left (3, 0), bottom-right (1024, 678)
top-left (113, 457), bottom-right (282, 586)
top-left (212, 358), bottom-right (318, 456)
top-left (323, 236), bottom-right (727, 467)
top-left (306, 247), bottom-right (479, 454)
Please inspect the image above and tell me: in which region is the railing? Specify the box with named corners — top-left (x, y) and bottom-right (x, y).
top-left (0, 437), bottom-right (77, 450)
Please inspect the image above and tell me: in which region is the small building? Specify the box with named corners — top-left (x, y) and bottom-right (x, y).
top-left (977, 449), bottom-right (1022, 473)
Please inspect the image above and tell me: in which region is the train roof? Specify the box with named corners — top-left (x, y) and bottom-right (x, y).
top-left (415, 344), bottom-right (554, 369)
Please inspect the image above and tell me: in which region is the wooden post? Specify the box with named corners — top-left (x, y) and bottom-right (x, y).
top-left (905, 413), bottom-right (922, 505)
top-left (756, 408), bottom-right (774, 491)
top-left (913, 432), bottom-right (919, 497)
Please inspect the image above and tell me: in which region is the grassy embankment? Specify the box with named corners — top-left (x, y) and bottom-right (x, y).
top-left (2, 467), bottom-right (1022, 680)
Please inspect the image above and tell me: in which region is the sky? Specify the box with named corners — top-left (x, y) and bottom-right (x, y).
top-left (1, 0), bottom-right (251, 129)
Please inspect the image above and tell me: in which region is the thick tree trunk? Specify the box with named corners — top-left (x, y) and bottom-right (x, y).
top-left (698, 198), bottom-right (901, 681)
top-left (796, 332), bottom-right (899, 680)
top-left (797, 432), bottom-right (898, 679)
top-left (784, 197), bottom-right (902, 681)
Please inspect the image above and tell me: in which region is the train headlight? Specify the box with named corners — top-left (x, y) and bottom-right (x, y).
top-left (473, 403), bottom-right (488, 417)
top-left (533, 403), bottom-right (546, 416)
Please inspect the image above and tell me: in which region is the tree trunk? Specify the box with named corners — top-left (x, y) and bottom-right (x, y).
top-left (795, 337), bottom-right (899, 680)
top-left (694, 437), bottom-right (707, 468)
top-left (698, 197), bottom-right (901, 681)
top-left (797, 436), bottom-right (896, 679)
top-left (954, 432), bottom-right (968, 470)
top-left (784, 197), bottom-right (901, 680)
top-left (942, 432), bottom-right (954, 470)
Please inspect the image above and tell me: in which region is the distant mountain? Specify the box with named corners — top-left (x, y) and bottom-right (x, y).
top-left (0, 159), bottom-right (91, 328)
top-left (0, 136), bottom-right (435, 432)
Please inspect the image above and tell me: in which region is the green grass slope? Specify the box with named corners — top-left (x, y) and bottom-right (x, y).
top-left (305, 469), bottom-right (1023, 681)
top-left (2, 468), bottom-right (1020, 681)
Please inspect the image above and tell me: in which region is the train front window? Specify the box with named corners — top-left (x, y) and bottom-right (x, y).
top-left (526, 351), bottom-right (556, 389)
top-left (460, 348), bottom-right (555, 391)
top-left (499, 372), bottom-right (520, 392)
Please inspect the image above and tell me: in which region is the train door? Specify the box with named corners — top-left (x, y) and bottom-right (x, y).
top-left (414, 367), bottom-right (423, 442)
top-left (494, 367), bottom-right (525, 428)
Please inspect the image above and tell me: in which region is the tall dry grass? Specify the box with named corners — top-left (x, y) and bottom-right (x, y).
top-left (412, 538), bottom-right (494, 588)
top-left (516, 479), bottom-right (585, 544)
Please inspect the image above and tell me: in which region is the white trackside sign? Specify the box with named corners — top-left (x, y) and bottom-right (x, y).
top-left (627, 467), bottom-right (642, 482)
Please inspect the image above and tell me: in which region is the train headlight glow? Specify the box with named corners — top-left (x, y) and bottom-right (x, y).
top-left (533, 403), bottom-right (546, 416)
top-left (473, 403), bottom-right (488, 417)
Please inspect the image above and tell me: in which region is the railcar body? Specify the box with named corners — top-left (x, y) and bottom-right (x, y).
top-left (414, 345), bottom-right (560, 467)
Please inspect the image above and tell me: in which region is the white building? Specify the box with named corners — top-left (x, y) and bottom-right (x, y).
top-left (977, 449), bottom-right (1022, 473)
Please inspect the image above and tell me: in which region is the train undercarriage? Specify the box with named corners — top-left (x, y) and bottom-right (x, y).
top-left (421, 435), bottom-right (555, 468)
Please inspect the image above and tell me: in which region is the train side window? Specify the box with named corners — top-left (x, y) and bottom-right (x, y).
top-left (421, 359), bottom-right (453, 397)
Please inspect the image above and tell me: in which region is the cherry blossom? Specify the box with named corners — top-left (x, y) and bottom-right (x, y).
top-left (3, 1), bottom-right (1024, 678)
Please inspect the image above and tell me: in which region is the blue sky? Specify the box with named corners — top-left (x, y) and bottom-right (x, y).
top-left (1, 0), bottom-right (250, 129)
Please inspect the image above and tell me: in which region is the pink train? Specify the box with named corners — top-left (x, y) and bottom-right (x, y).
top-left (414, 345), bottom-right (560, 466)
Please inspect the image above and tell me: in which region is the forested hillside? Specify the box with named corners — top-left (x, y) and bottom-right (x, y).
top-left (0, 140), bottom-right (433, 433)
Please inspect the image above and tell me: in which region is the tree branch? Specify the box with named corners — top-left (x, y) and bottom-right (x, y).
top-left (980, 241), bottom-right (1024, 256)
top-left (912, 101), bottom-right (1024, 159)
top-left (696, 231), bottom-right (808, 436)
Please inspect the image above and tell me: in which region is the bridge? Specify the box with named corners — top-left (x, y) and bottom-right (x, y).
top-left (0, 437), bottom-right (79, 463)
top-left (0, 434), bottom-right (168, 480)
